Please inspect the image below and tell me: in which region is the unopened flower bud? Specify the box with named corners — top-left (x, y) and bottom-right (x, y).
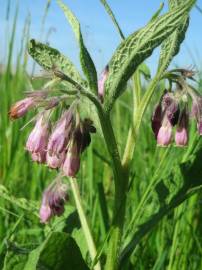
top-left (47, 110), bottom-right (73, 156)
top-left (26, 113), bottom-right (49, 163)
top-left (9, 97), bottom-right (35, 119)
top-left (98, 65), bottom-right (109, 102)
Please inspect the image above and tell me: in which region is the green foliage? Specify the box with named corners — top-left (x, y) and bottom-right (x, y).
top-left (28, 39), bottom-right (85, 86)
top-left (103, 0), bottom-right (196, 112)
top-left (57, 0), bottom-right (98, 93)
top-left (158, 0), bottom-right (189, 72)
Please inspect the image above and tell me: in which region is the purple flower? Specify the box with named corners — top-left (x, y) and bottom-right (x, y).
top-left (31, 152), bottom-right (46, 164)
top-left (162, 93), bottom-right (179, 126)
top-left (175, 128), bottom-right (188, 146)
top-left (157, 118), bottom-right (172, 146)
top-left (46, 151), bottom-right (65, 169)
top-left (26, 113), bottom-right (49, 163)
top-left (9, 97), bottom-right (35, 119)
top-left (63, 119), bottom-right (96, 177)
top-left (175, 109), bottom-right (188, 146)
top-left (151, 104), bottom-right (162, 139)
top-left (47, 110), bottom-right (73, 156)
top-left (63, 148), bottom-right (80, 177)
top-left (98, 65), bottom-right (109, 102)
top-left (39, 181), bottom-right (68, 223)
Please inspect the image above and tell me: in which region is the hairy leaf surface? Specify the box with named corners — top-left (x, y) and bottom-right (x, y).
top-left (104, 0), bottom-right (196, 112)
top-left (157, 0), bottom-right (189, 72)
top-left (28, 39), bottom-right (85, 86)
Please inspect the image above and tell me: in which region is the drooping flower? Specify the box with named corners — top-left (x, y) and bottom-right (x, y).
top-left (175, 109), bottom-right (189, 146)
top-left (63, 143), bottom-right (81, 177)
top-left (39, 181), bottom-right (68, 223)
top-left (47, 109), bottom-right (73, 156)
top-left (151, 104), bottom-right (163, 139)
top-left (98, 65), bottom-right (109, 101)
top-left (9, 97), bottom-right (35, 119)
top-left (162, 92), bottom-right (179, 126)
top-left (157, 117), bottom-right (172, 146)
top-left (26, 113), bottom-right (49, 163)
top-left (63, 119), bottom-right (96, 177)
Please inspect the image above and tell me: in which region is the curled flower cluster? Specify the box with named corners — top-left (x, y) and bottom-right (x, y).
top-left (9, 91), bottom-right (96, 177)
top-left (39, 180), bottom-right (68, 223)
top-left (152, 70), bottom-right (202, 146)
top-left (9, 85), bottom-right (96, 223)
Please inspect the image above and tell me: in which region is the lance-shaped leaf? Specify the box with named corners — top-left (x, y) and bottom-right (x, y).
top-left (103, 0), bottom-right (196, 112)
top-left (57, 0), bottom-right (98, 93)
top-left (157, 0), bottom-right (189, 72)
top-left (28, 39), bottom-right (85, 86)
top-left (100, 0), bottom-right (125, 40)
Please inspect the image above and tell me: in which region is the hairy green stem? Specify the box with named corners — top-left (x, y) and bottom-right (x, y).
top-left (96, 110), bottom-right (129, 270)
top-left (69, 178), bottom-right (101, 270)
top-left (122, 73), bottom-right (161, 167)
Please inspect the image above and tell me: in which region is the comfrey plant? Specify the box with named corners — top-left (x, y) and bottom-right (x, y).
top-left (9, 0), bottom-right (202, 269)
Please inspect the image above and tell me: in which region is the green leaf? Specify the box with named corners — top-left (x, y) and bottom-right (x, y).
top-left (157, 0), bottom-right (189, 72)
top-left (103, 0), bottom-right (196, 112)
top-left (100, 0), bottom-right (125, 40)
top-left (24, 232), bottom-right (89, 270)
top-left (138, 63), bottom-right (151, 80)
top-left (28, 39), bottom-right (85, 86)
top-left (57, 0), bottom-right (98, 93)
top-left (149, 2), bottom-right (164, 23)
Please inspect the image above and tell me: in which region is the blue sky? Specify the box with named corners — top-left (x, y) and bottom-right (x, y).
top-left (0, 0), bottom-right (202, 75)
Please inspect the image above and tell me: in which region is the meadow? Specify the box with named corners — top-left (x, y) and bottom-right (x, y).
top-left (1, 0), bottom-right (202, 269)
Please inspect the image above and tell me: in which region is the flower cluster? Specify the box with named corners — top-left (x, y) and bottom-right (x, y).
top-left (9, 86), bottom-right (96, 222)
top-left (152, 70), bottom-right (201, 146)
top-left (9, 93), bottom-right (96, 177)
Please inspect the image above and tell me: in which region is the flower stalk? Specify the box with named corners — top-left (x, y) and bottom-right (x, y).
top-left (69, 177), bottom-right (101, 270)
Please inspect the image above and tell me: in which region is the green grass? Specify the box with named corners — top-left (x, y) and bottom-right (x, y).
top-left (1, 2), bottom-right (202, 270)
